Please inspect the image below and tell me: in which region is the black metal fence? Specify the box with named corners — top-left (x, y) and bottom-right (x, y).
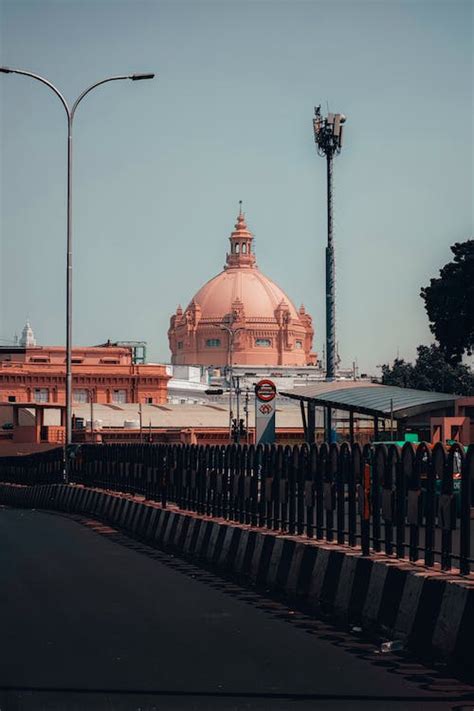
top-left (0, 447), bottom-right (64, 486)
top-left (1, 441), bottom-right (473, 575)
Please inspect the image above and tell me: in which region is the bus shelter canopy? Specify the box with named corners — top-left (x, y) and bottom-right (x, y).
top-left (279, 383), bottom-right (458, 420)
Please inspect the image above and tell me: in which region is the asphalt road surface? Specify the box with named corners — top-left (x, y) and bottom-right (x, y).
top-left (1, 508), bottom-right (473, 711)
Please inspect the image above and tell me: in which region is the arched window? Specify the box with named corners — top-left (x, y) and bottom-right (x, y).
top-left (235, 243), bottom-right (240, 254)
top-left (206, 338), bottom-right (221, 347)
top-left (242, 242), bottom-right (247, 254)
top-left (255, 338), bottom-right (272, 347)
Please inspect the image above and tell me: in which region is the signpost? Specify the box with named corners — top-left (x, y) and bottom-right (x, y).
top-left (255, 379), bottom-right (276, 445)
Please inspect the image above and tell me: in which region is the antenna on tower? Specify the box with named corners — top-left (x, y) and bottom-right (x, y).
top-left (238, 199), bottom-right (243, 216)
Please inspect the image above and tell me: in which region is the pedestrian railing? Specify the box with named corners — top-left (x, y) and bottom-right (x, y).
top-left (1, 441), bottom-right (473, 575)
top-left (0, 447), bottom-right (64, 485)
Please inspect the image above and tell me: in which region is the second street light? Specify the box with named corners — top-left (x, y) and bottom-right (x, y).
top-left (0, 67), bottom-right (154, 477)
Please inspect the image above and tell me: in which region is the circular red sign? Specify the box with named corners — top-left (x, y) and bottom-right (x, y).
top-left (255, 379), bottom-right (276, 402)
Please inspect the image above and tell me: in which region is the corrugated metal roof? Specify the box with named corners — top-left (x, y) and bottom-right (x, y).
top-left (289, 380), bottom-right (380, 397)
top-left (280, 383), bottom-right (459, 419)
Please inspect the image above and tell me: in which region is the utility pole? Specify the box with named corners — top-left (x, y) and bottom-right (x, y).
top-left (89, 389), bottom-right (94, 437)
top-left (219, 314), bottom-right (244, 442)
top-left (244, 387), bottom-right (250, 444)
top-left (313, 106), bottom-right (346, 441)
top-left (233, 375), bottom-right (241, 444)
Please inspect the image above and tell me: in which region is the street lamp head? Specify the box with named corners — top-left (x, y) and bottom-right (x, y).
top-left (130, 73), bottom-right (155, 81)
top-left (0, 67), bottom-right (12, 73)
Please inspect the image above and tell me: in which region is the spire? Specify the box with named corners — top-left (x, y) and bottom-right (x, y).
top-left (225, 203), bottom-right (256, 269)
top-left (19, 319), bottom-right (36, 347)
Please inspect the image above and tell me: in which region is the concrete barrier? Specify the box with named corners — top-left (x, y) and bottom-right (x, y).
top-left (1, 481), bottom-right (472, 675)
top-left (162, 511), bottom-right (177, 547)
top-left (183, 517), bottom-right (199, 555)
top-left (154, 509), bottom-right (170, 545)
top-left (144, 506), bottom-right (160, 541)
top-left (126, 501), bottom-right (139, 532)
top-left (119, 499), bottom-right (131, 527)
top-left (136, 504), bottom-right (151, 538)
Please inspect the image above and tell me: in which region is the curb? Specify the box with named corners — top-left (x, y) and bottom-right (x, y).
top-left (1, 482), bottom-right (472, 675)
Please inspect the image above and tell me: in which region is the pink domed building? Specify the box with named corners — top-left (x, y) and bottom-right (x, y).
top-left (168, 209), bottom-right (316, 367)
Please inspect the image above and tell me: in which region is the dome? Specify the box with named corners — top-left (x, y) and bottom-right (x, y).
top-left (168, 208), bottom-right (316, 367)
top-left (191, 268), bottom-right (301, 321)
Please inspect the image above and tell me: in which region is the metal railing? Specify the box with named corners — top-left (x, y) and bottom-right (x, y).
top-left (1, 441), bottom-right (473, 575)
top-left (0, 447), bottom-right (64, 485)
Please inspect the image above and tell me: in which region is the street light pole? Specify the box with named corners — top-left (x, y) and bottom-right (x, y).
top-left (0, 68), bottom-right (154, 478)
top-left (233, 374), bottom-right (241, 444)
top-left (219, 319), bottom-right (244, 441)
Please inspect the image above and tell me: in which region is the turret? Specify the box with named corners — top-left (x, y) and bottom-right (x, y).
top-left (225, 201), bottom-right (256, 269)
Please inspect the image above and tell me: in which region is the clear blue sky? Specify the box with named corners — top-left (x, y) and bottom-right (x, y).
top-left (1, 0), bottom-right (472, 372)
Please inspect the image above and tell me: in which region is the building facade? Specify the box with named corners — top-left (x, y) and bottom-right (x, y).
top-left (168, 210), bottom-right (316, 367)
top-left (0, 342), bottom-right (169, 405)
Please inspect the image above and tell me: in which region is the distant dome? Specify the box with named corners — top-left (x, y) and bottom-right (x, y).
top-left (168, 208), bottom-right (316, 367)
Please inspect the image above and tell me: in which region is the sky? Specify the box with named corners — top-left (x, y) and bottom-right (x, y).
top-left (0, 0), bottom-right (472, 373)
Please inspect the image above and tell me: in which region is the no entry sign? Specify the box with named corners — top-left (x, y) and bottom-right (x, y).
top-left (255, 379), bottom-right (276, 403)
top-left (255, 379), bottom-right (276, 444)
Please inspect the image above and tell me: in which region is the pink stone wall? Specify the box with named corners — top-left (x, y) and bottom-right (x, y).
top-left (0, 347), bottom-right (170, 405)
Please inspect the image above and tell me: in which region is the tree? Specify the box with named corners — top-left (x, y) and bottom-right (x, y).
top-left (420, 240), bottom-right (474, 364)
top-left (381, 344), bottom-right (474, 395)
top-left (380, 358), bottom-right (414, 389)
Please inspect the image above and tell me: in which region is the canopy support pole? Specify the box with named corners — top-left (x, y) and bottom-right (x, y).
top-left (349, 410), bottom-right (354, 444)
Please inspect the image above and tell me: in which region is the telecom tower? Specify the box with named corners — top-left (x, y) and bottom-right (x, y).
top-left (313, 107), bottom-right (346, 441)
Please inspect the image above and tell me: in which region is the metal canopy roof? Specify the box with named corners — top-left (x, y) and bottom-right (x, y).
top-left (280, 383), bottom-right (459, 420)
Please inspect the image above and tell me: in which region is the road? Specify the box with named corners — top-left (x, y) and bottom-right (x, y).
top-left (0, 508), bottom-right (473, 711)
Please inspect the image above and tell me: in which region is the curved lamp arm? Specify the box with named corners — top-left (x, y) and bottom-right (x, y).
top-left (0, 68), bottom-right (155, 121)
top-left (71, 73), bottom-right (154, 117)
top-left (0, 66), bottom-right (70, 118)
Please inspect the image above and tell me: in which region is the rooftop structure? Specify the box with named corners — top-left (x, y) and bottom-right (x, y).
top-left (281, 381), bottom-right (474, 444)
top-left (19, 320), bottom-right (36, 347)
top-left (0, 342), bottom-right (169, 406)
top-left (168, 207), bottom-right (316, 368)
top-left (280, 382), bottom-right (457, 419)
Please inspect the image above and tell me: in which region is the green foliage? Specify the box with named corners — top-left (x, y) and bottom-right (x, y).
top-left (420, 240), bottom-right (474, 364)
top-left (381, 344), bottom-right (474, 395)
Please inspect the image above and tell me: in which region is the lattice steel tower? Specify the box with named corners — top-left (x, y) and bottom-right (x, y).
top-left (313, 107), bottom-right (346, 381)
